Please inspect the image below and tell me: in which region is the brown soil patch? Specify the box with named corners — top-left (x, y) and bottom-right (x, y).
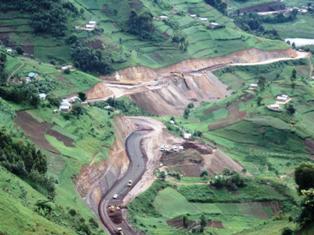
top-left (305, 139), bottom-right (314, 158)
top-left (243, 201), bottom-right (281, 219)
top-left (47, 129), bottom-right (74, 147)
top-left (162, 149), bottom-right (204, 177)
top-left (208, 220), bottom-right (224, 228)
top-left (15, 111), bottom-right (74, 153)
top-left (167, 216), bottom-right (224, 229)
top-left (207, 94), bottom-right (254, 130)
top-left (162, 141), bottom-right (243, 177)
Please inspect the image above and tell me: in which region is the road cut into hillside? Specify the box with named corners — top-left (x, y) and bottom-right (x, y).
top-left (86, 48), bottom-right (309, 115)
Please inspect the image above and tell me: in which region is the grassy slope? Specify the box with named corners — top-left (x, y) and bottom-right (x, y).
top-left (0, 49), bottom-right (114, 233)
top-left (4, 50), bottom-right (100, 98)
top-left (226, 0), bottom-right (314, 39)
top-left (130, 59), bottom-right (314, 234)
top-left (0, 167), bottom-right (76, 235)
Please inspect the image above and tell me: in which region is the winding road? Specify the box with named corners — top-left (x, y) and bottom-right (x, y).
top-left (98, 129), bottom-right (149, 235)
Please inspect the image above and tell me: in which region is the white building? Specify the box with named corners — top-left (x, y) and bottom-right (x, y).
top-left (199, 17), bottom-right (208, 21)
top-left (59, 99), bottom-right (72, 112)
top-left (267, 103), bottom-right (281, 112)
top-left (39, 93), bottom-right (47, 100)
top-left (276, 94), bottom-right (291, 104)
top-left (183, 132), bottom-right (192, 139)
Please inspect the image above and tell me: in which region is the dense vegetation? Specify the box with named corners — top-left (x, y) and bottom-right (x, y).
top-left (0, 129), bottom-right (55, 198)
top-left (0, 53), bottom-right (6, 84)
top-left (204, 0), bottom-right (227, 14)
top-left (295, 163), bottom-right (314, 229)
top-left (0, 0), bottom-right (73, 36)
top-left (127, 10), bottom-right (155, 40)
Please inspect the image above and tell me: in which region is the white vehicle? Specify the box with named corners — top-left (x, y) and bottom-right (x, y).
top-left (127, 180), bottom-right (133, 187)
top-left (113, 194), bottom-right (119, 199)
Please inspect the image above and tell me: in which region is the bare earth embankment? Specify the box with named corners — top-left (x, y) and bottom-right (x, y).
top-left (87, 48), bottom-right (309, 115)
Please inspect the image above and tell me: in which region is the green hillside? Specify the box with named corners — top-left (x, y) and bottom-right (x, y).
top-left (0, 0), bottom-right (287, 69)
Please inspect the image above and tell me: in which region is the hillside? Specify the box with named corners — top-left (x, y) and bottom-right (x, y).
top-left (0, 1), bottom-right (314, 235)
top-left (0, 0), bottom-right (288, 69)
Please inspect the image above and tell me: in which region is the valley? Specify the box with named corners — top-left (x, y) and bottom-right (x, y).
top-left (0, 1), bottom-right (314, 235)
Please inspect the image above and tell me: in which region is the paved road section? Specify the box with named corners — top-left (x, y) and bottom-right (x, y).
top-left (99, 129), bottom-right (149, 235)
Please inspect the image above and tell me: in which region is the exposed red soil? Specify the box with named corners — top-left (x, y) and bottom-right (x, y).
top-left (15, 111), bottom-right (74, 153)
top-left (87, 48), bottom-right (302, 115)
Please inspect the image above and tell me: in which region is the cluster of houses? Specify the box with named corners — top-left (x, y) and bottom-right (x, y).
top-left (267, 94), bottom-right (291, 112)
top-left (75, 20), bottom-right (97, 32)
top-left (160, 144), bottom-right (184, 153)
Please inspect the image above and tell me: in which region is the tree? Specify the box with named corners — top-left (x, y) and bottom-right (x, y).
top-left (281, 227), bottom-right (293, 235)
top-left (257, 76), bottom-right (267, 91)
top-left (295, 163), bottom-right (314, 192)
top-left (71, 45), bottom-right (113, 74)
top-left (182, 215), bottom-right (188, 228)
top-left (298, 189), bottom-right (314, 227)
top-left (16, 47), bottom-right (24, 55)
top-left (71, 103), bottom-right (85, 117)
top-left (200, 214), bottom-right (207, 232)
top-left (286, 104), bottom-right (296, 116)
top-left (0, 53), bottom-right (7, 84)
top-left (78, 92), bottom-right (87, 102)
top-left (127, 10), bottom-right (155, 40)
top-left (256, 96), bottom-right (263, 106)
top-left (158, 171), bottom-right (166, 181)
top-left (183, 108), bottom-right (190, 119)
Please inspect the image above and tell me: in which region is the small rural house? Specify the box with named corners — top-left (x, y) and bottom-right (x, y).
top-left (267, 103), bottom-right (281, 112)
top-left (85, 21), bottom-right (97, 31)
top-left (59, 99), bottom-right (72, 112)
top-left (159, 15), bottom-right (168, 20)
top-left (249, 83), bottom-right (258, 91)
top-left (39, 93), bottom-right (47, 100)
top-left (276, 94), bottom-right (291, 104)
top-left (199, 17), bottom-right (208, 21)
top-left (208, 22), bottom-right (225, 30)
top-left (183, 132), bottom-right (192, 140)
top-left (61, 65), bottom-right (73, 72)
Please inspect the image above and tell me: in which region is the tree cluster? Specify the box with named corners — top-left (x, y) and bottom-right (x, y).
top-left (295, 163), bottom-right (314, 228)
top-left (127, 10), bottom-right (155, 40)
top-left (0, 129), bottom-right (55, 198)
top-left (0, 79), bottom-right (55, 107)
top-left (204, 0), bottom-right (227, 14)
top-left (0, 53), bottom-right (6, 85)
top-left (210, 169), bottom-right (246, 191)
top-left (71, 44), bottom-right (113, 75)
top-left (0, 0), bottom-right (75, 36)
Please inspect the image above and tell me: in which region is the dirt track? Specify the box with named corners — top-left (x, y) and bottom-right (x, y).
top-left (15, 111), bottom-right (74, 153)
